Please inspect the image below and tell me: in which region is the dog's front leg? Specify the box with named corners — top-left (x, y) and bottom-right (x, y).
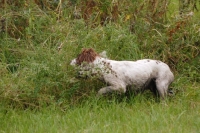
top-left (97, 86), bottom-right (126, 96)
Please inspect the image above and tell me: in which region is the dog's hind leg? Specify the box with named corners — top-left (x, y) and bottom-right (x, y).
top-left (155, 79), bottom-right (170, 100)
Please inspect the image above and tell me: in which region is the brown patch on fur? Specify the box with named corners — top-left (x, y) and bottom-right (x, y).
top-left (76, 48), bottom-right (99, 65)
top-left (156, 60), bottom-right (161, 64)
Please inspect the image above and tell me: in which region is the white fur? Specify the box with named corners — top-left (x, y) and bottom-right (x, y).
top-left (71, 54), bottom-right (174, 99)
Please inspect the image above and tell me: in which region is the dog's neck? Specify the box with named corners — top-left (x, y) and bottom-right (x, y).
top-left (93, 57), bottom-right (109, 66)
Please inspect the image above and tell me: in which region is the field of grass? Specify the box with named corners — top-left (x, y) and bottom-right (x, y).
top-left (1, 82), bottom-right (200, 133)
top-left (1, 81), bottom-right (200, 133)
top-left (0, 0), bottom-right (200, 132)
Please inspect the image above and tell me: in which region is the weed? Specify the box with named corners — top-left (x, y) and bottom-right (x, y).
top-left (0, 1), bottom-right (200, 132)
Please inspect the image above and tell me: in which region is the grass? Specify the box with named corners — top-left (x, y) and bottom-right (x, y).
top-left (1, 82), bottom-right (200, 133)
top-left (1, 76), bottom-right (200, 133)
top-left (0, 0), bottom-right (200, 132)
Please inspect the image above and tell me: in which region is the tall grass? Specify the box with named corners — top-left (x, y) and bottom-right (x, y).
top-left (0, 0), bottom-right (200, 132)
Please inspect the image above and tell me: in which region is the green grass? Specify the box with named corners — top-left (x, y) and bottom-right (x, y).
top-left (0, 0), bottom-right (200, 133)
top-left (1, 83), bottom-right (200, 133)
top-left (1, 76), bottom-right (200, 132)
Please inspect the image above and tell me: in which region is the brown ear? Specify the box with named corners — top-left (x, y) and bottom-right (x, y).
top-left (76, 48), bottom-right (99, 65)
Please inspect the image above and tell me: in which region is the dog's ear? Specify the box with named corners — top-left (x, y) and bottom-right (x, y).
top-left (76, 48), bottom-right (99, 65)
top-left (99, 51), bottom-right (107, 58)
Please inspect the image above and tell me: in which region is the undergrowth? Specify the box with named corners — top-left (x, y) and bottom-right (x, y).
top-left (0, 1), bottom-right (200, 132)
top-left (0, 0), bottom-right (199, 109)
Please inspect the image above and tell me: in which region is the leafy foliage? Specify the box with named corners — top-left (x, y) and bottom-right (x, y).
top-left (0, 0), bottom-right (199, 109)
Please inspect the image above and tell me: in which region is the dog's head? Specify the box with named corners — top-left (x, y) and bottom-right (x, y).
top-left (70, 48), bottom-right (102, 78)
top-left (70, 48), bottom-right (99, 66)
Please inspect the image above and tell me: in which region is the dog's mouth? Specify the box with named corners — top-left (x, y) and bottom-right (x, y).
top-left (75, 71), bottom-right (90, 79)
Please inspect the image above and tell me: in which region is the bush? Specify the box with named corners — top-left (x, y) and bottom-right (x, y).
top-left (0, 0), bottom-right (199, 109)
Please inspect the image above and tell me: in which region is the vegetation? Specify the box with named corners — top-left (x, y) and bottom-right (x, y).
top-left (0, 0), bottom-right (199, 132)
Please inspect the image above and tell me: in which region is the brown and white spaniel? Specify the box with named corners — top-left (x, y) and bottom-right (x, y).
top-left (70, 48), bottom-right (174, 99)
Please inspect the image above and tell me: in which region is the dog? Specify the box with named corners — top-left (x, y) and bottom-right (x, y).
top-left (70, 48), bottom-right (174, 99)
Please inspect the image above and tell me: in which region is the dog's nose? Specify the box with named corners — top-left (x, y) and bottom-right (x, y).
top-left (70, 59), bottom-right (77, 66)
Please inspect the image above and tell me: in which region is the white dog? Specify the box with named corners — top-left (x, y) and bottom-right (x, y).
top-left (70, 48), bottom-right (174, 99)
